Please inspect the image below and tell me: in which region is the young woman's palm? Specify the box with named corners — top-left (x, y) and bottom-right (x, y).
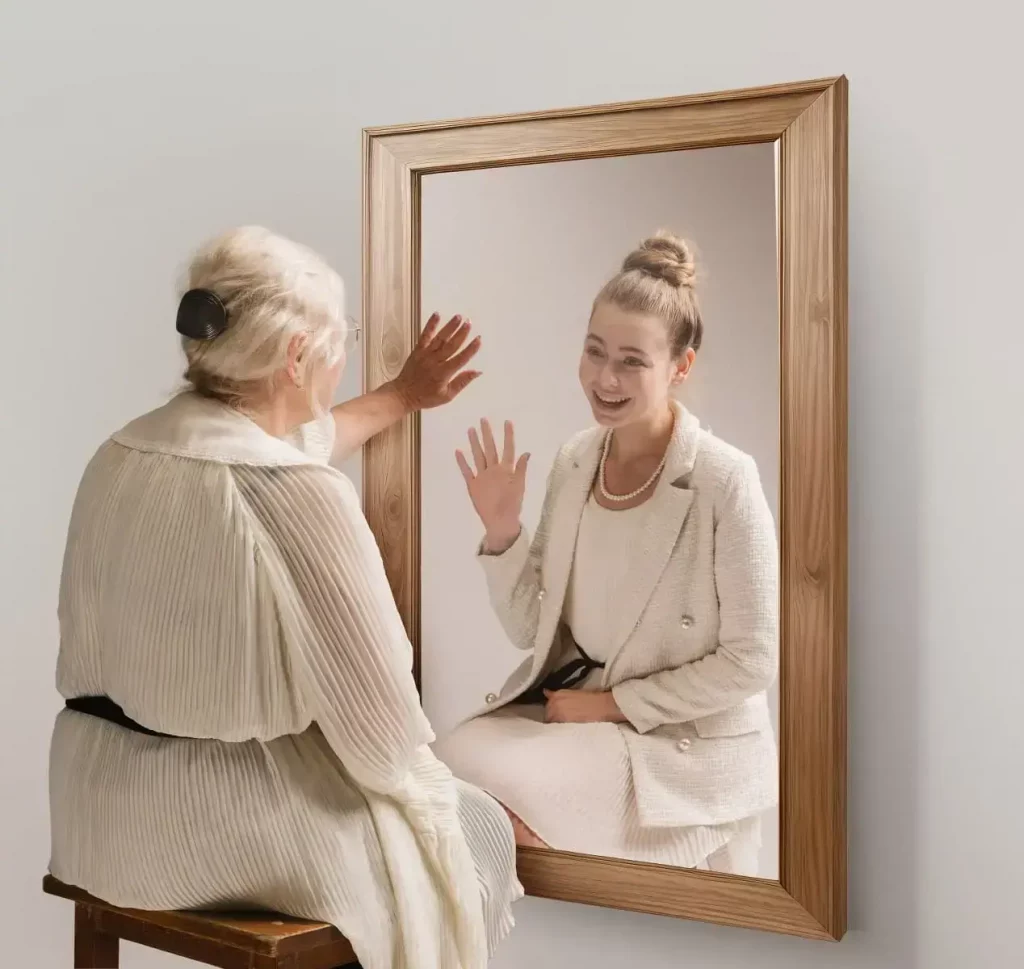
top-left (456, 418), bottom-right (529, 550)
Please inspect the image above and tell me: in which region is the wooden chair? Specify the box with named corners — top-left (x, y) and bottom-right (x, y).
top-left (43, 875), bottom-right (359, 968)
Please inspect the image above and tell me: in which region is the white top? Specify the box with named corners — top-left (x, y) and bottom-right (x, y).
top-left (49, 391), bottom-right (521, 969)
top-left (563, 494), bottom-right (652, 665)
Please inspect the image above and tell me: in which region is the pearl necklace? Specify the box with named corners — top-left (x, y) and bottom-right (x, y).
top-left (598, 431), bottom-right (669, 502)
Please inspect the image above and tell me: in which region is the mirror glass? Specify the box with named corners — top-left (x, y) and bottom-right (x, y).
top-left (420, 142), bottom-right (781, 879)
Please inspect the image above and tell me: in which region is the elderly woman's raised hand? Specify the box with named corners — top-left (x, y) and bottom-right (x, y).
top-left (391, 313), bottom-right (481, 411)
top-left (456, 419), bottom-right (529, 554)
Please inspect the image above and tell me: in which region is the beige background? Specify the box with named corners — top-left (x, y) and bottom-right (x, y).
top-left (419, 144), bottom-right (781, 877)
top-left (4, 2), bottom-right (1020, 967)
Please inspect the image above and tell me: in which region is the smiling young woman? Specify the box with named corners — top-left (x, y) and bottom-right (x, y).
top-left (442, 230), bottom-right (779, 874)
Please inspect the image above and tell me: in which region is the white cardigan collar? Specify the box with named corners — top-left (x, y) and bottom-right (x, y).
top-left (111, 391), bottom-right (328, 468)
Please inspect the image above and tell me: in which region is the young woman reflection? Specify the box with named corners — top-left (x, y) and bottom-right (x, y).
top-left (436, 232), bottom-right (779, 874)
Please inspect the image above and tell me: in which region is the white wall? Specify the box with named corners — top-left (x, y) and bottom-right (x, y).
top-left (2, 2), bottom-right (1020, 968)
top-left (418, 144), bottom-right (781, 877)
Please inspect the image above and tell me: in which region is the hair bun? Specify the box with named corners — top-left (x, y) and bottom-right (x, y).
top-left (176, 288), bottom-right (229, 341)
top-left (621, 231), bottom-right (696, 289)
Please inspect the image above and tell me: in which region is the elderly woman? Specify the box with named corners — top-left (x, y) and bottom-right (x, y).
top-left (48, 226), bottom-right (522, 969)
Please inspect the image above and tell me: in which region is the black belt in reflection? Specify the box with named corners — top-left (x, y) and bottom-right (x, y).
top-left (65, 695), bottom-right (179, 738)
top-left (514, 641), bottom-right (606, 706)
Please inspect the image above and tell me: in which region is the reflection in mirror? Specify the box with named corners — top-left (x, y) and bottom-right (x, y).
top-left (420, 143), bottom-right (781, 879)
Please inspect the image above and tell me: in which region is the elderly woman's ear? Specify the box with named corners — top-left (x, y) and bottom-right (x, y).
top-left (286, 332), bottom-right (310, 389)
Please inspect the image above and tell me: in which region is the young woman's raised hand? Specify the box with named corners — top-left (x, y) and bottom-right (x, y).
top-left (456, 419), bottom-right (529, 553)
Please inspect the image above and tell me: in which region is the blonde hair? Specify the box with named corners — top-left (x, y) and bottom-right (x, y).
top-left (178, 226), bottom-right (346, 412)
top-left (593, 230), bottom-right (703, 356)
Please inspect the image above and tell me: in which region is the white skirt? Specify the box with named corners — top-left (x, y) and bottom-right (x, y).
top-left (433, 702), bottom-right (755, 870)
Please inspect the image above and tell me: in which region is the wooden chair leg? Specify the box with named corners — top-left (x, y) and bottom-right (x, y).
top-left (74, 903), bottom-right (119, 968)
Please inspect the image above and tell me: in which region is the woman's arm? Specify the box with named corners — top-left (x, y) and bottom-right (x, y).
top-left (475, 460), bottom-right (560, 651)
top-left (235, 463), bottom-right (435, 795)
top-left (611, 455), bottom-right (779, 734)
top-left (329, 380), bottom-right (411, 463)
top-left (330, 313), bottom-right (481, 464)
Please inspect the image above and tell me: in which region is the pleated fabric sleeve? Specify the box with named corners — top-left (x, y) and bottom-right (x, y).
top-left (233, 463), bottom-right (490, 969)
top-left (234, 463), bottom-right (432, 792)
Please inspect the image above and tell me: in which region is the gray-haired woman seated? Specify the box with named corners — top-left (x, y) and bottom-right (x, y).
top-left (48, 226), bottom-right (522, 969)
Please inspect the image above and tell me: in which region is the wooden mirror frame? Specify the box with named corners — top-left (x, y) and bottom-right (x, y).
top-left (361, 76), bottom-right (848, 942)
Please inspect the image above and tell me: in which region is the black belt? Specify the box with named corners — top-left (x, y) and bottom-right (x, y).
top-left (515, 640), bottom-right (605, 706)
top-left (65, 696), bottom-right (176, 738)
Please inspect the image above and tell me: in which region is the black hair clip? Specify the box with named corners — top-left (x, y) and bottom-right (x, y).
top-left (176, 288), bottom-right (229, 341)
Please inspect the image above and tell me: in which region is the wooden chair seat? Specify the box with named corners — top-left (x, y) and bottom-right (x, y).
top-left (43, 875), bottom-right (359, 968)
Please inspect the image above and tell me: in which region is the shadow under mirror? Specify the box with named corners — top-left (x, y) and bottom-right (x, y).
top-left (420, 142), bottom-right (782, 881)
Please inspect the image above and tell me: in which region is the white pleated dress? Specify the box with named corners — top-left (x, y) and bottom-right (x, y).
top-left (435, 495), bottom-right (757, 868)
top-left (48, 392), bottom-right (522, 969)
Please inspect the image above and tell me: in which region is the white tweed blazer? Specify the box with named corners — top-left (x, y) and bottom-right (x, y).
top-left (51, 391), bottom-right (519, 969)
top-left (474, 400), bottom-right (780, 828)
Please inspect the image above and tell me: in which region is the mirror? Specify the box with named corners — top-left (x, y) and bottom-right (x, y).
top-left (362, 76), bottom-right (847, 940)
top-left (420, 143), bottom-right (781, 879)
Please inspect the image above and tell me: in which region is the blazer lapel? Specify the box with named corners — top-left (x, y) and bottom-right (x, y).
top-left (603, 402), bottom-right (702, 680)
top-left (527, 432), bottom-right (603, 682)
